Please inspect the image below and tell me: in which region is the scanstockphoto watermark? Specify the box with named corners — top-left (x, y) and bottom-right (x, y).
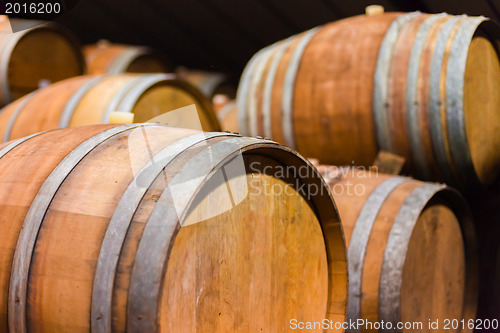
top-left (289, 319), bottom-right (423, 331)
top-left (248, 162), bottom-right (379, 200)
top-left (289, 318), bottom-right (499, 331)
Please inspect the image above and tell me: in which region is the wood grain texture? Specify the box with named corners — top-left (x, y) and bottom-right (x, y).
top-left (463, 33), bottom-right (500, 185)
top-left (0, 74), bottom-right (220, 142)
top-left (0, 125), bottom-right (113, 332)
top-left (0, 124), bottom-right (346, 332)
top-left (318, 166), bottom-right (477, 332)
top-left (0, 19), bottom-right (84, 105)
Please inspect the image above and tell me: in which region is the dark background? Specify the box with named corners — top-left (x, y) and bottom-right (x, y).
top-left (55, 0), bottom-right (500, 76)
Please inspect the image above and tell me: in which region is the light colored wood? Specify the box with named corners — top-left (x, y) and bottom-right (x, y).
top-left (0, 125), bottom-right (346, 332)
top-left (464, 33), bottom-right (500, 185)
top-left (132, 85), bottom-right (214, 131)
top-left (109, 111), bottom-right (135, 124)
top-left (0, 74), bottom-right (220, 142)
top-left (0, 21), bottom-right (84, 105)
top-left (0, 125), bottom-right (112, 332)
top-left (28, 126), bottom-right (191, 332)
top-left (365, 5), bottom-right (385, 16)
top-left (160, 156), bottom-right (329, 332)
top-left (401, 205), bottom-right (465, 332)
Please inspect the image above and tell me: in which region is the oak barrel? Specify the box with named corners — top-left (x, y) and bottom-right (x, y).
top-left (0, 124), bottom-right (347, 332)
top-left (0, 18), bottom-right (85, 105)
top-left (238, 12), bottom-right (500, 189)
top-left (83, 40), bottom-right (172, 74)
top-left (0, 74), bottom-right (221, 142)
top-left (317, 166), bottom-right (478, 332)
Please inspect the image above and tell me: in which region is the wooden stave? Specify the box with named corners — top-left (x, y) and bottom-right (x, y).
top-left (0, 125), bottom-right (347, 332)
top-left (9, 124), bottom-right (152, 333)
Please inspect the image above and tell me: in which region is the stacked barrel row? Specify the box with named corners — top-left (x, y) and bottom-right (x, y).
top-left (0, 19), bottom-right (236, 117)
top-left (0, 73), bottom-right (221, 141)
top-left (237, 11), bottom-right (500, 190)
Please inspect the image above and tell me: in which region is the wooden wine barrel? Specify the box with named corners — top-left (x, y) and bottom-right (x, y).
top-left (217, 100), bottom-right (239, 132)
top-left (177, 68), bottom-right (237, 100)
top-left (317, 166), bottom-right (477, 332)
top-left (0, 124), bottom-right (347, 332)
top-left (0, 74), bottom-right (221, 142)
top-left (238, 12), bottom-right (500, 189)
top-left (83, 40), bottom-right (172, 74)
top-left (0, 18), bottom-right (85, 106)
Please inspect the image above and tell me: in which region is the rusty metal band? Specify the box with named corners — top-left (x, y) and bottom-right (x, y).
top-left (428, 16), bottom-right (465, 185)
top-left (373, 12), bottom-right (421, 152)
top-left (127, 136), bottom-right (272, 332)
top-left (378, 183), bottom-right (444, 332)
top-left (248, 46), bottom-right (276, 136)
top-left (0, 131), bottom-right (45, 160)
top-left (405, 14), bottom-right (446, 179)
top-left (3, 91), bottom-right (37, 142)
top-left (108, 47), bottom-right (150, 74)
top-left (115, 73), bottom-right (174, 114)
top-left (282, 27), bottom-right (319, 149)
top-left (58, 75), bottom-right (107, 128)
top-left (445, 16), bottom-right (487, 187)
top-left (7, 124), bottom-right (154, 333)
top-left (236, 46), bottom-right (270, 136)
top-left (346, 176), bottom-right (409, 332)
top-left (91, 131), bottom-right (235, 333)
top-left (102, 75), bottom-right (147, 123)
top-left (262, 37), bottom-right (294, 139)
